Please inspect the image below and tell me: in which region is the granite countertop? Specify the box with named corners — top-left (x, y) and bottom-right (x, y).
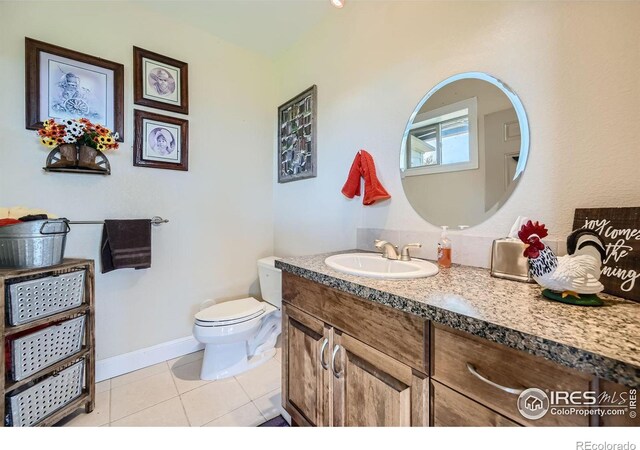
top-left (275, 251), bottom-right (640, 387)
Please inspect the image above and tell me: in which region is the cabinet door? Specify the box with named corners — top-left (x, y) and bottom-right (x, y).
top-left (332, 331), bottom-right (428, 427)
top-left (282, 303), bottom-right (332, 426)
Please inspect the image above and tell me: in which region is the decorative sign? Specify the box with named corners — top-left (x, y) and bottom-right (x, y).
top-left (573, 207), bottom-right (640, 302)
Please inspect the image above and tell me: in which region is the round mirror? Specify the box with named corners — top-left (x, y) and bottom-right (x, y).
top-left (400, 72), bottom-right (529, 229)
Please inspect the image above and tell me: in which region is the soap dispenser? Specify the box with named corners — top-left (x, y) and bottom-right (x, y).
top-left (437, 226), bottom-right (452, 268)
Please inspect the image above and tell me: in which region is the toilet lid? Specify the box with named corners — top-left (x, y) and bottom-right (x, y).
top-left (195, 297), bottom-right (265, 323)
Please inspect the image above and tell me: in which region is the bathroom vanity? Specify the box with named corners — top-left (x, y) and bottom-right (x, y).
top-left (277, 253), bottom-right (639, 427)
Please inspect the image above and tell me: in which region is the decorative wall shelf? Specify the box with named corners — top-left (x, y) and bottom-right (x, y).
top-left (43, 167), bottom-right (110, 175)
top-left (44, 145), bottom-right (111, 175)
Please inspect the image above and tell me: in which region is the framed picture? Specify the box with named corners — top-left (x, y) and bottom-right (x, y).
top-left (133, 47), bottom-right (188, 114)
top-left (278, 85), bottom-right (317, 183)
top-left (25, 37), bottom-right (124, 140)
top-left (134, 110), bottom-right (189, 171)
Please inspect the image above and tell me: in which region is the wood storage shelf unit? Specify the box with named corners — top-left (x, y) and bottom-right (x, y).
top-left (0, 259), bottom-right (95, 427)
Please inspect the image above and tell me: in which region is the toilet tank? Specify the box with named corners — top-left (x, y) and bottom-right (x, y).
top-left (258, 256), bottom-right (282, 308)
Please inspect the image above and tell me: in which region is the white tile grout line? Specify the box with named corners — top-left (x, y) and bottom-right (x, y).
top-left (169, 363), bottom-right (193, 427)
top-left (109, 394), bottom-right (183, 426)
top-left (102, 356), bottom-right (282, 427)
top-left (200, 400), bottom-right (265, 427)
top-left (169, 360), bottom-right (214, 395)
top-left (108, 362), bottom-right (182, 426)
top-left (252, 389), bottom-right (274, 421)
top-left (110, 396), bottom-right (184, 427)
top-left (109, 361), bottom-right (171, 391)
top-left (169, 351), bottom-right (204, 370)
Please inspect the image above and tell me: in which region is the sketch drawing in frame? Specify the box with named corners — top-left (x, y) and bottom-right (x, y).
top-left (278, 85), bottom-right (317, 183)
top-left (25, 37), bottom-right (124, 140)
top-left (134, 47), bottom-right (188, 114)
top-left (134, 110), bottom-right (189, 171)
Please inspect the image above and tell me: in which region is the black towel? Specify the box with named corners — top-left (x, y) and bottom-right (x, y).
top-left (101, 219), bottom-right (152, 273)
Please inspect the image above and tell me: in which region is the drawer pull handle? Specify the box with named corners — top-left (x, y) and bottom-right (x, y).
top-left (466, 363), bottom-right (524, 395)
top-left (320, 338), bottom-right (329, 370)
top-left (331, 345), bottom-right (343, 379)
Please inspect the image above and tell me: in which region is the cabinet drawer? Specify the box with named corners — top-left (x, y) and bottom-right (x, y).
top-left (432, 325), bottom-right (591, 426)
top-left (6, 359), bottom-right (85, 427)
top-left (9, 315), bottom-right (86, 381)
top-left (6, 271), bottom-right (85, 325)
top-left (283, 272), bottom-right (427, 372)
top-left (432, 380), bottom-right (519, 427)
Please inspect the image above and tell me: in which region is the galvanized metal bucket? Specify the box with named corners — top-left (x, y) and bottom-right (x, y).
top-left (0, 219), bottom-right (70, 269)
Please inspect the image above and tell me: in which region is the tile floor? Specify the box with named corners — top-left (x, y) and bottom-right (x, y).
top-left (59, 346), bottom-right (287, 427)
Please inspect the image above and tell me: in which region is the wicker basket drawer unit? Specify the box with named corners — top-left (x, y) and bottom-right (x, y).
top-left (1, 259), bottom-right (96, 427)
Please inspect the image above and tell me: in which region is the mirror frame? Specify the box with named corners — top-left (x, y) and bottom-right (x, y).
top-left (400, 72), bottom-right (530, 227)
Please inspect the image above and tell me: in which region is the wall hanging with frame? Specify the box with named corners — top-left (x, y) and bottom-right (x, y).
top-left (25, 37), bottom-right (124, 141)
top-left (133, 110), bottom-right (189, 172)
top-left (573, 207), bottom-right (640, 303)
top-left (277, 85), bottom-right (317, 183)
top-left (133, 47), bottom-right (189, 115)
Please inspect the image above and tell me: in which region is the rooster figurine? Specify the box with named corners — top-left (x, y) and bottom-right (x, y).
top-left (518, 220), bottom-right (607, 306)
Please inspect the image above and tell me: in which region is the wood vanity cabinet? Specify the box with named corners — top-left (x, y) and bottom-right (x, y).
top-left (281, 273), bottom-right (429, 427)
top-left (281, 272), bottom-right (638, 427)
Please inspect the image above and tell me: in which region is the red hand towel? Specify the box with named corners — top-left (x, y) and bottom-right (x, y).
top-left (341, 150), bottom-right (391, 205)
top-left (359, 150), bottom-right (391, 205)
top-left (341, 152), bottom-right (362, 198)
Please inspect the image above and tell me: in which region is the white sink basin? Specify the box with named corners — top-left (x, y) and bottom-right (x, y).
top-left (324, 253), bottom-right (439, 279)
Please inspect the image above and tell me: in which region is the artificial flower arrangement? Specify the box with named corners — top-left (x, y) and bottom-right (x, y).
top-left (37, 118), bottom-right (118, 173)
top-left (37, 118), bottom-right (119, 152)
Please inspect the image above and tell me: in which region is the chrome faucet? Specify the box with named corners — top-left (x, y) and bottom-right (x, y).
top-left (374, 240), bottom-right (400, 260)
top-left (400, 243), bottom-right (422, 261)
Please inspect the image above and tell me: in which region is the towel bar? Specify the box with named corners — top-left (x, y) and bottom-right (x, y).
top-left (68, 216), bottom-right (169, 226)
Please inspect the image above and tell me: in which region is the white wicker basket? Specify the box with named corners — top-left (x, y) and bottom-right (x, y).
top-left (11, 316), bottom-right (86, 381)
top-left (7, 360), bottom-right (85, 427)
top-left (7, 271), bottom-right (85, 325)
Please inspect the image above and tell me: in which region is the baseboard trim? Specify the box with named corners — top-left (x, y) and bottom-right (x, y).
top-left (96, 336), bottom-right (204, 382)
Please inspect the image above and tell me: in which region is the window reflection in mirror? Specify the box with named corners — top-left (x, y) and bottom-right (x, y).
top-left (400, 73), bottom-right (529, 229)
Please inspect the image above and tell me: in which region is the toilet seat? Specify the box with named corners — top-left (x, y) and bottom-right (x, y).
top-left (195, 297), bottom-right (266, 327)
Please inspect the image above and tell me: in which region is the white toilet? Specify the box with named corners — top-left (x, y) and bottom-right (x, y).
top-left (193, 256), bottom-right (282, 380)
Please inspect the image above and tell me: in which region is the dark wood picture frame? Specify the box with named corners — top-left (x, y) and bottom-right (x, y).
top-left (277, 85), bottom-right (317, 183)
top-left (134, 110), bottom-right (189, 172)
top-left (25, 37), bottom-right (124, 141)
top-left (133, 47), bottom-right (189, 115)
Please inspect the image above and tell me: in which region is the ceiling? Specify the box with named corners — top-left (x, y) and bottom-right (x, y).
top-left (139, 0), bottom-right (335, 59)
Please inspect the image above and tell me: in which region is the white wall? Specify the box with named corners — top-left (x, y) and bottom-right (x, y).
top-left (274, 1), bottom-right (640, 260)
top-left (0, 1), bottom-right (276, 360)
